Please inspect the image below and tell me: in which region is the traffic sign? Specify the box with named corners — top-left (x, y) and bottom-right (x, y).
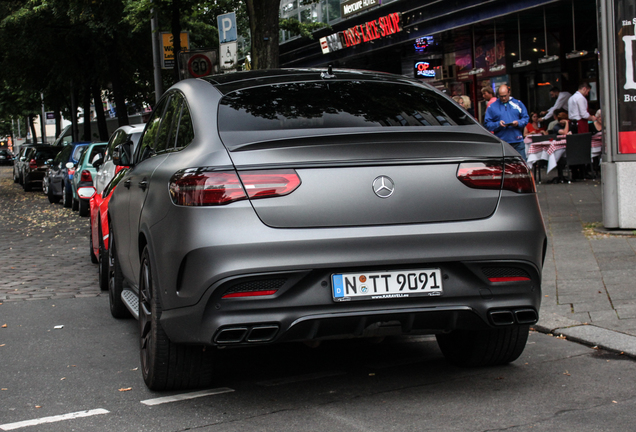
top-left (217, 12), bottom-right (237, 44)
top-left (188, 54), bottom-right (213, 78)
top-left (220, 42), bottom-right (237, 70)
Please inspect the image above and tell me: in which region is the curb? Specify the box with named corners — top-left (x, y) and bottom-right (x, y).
top-left (534, 313), bottom-right (636, 358)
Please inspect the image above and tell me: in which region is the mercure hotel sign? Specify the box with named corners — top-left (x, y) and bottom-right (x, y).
top-left (341, 0), bottom-right (380, 18)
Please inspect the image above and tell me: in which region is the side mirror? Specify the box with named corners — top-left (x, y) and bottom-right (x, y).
top-left (65, 162), bottom-right (75, 170)
top-left (20, 156), bottom-right (26, 162)
top-left (45, 159), bottom-right (53, 166)
top-left (113, 140), bottom-right (134, 167)
top-left (77, 186), bottom-right (96, 199)
top-left (92, 153), bottom-right (104, 169)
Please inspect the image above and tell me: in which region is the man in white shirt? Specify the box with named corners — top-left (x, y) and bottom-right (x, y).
top-left (568, 82), bottom-right (596, 133)
top-left (539, 87), bottom-right (571, 122)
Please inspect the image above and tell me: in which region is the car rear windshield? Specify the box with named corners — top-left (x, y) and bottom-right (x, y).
top-left (218, 80), bottom-right (474, 132)
top-left (35, 147), bottom-right (60, 160)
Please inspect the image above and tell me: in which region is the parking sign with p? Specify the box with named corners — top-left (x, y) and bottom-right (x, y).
top-left (217, 12), bottom-right (237, 44)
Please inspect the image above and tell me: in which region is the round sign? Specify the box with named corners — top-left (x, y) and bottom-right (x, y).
top-left (187, 54), bottom-right (213, 78)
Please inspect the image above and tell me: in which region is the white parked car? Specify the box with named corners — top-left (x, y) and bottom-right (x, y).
top-left (93, 124), bottom-right (144, 194)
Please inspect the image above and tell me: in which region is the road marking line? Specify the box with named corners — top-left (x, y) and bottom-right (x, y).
top-left (0, 409), bottom-right (109, 431)
top-left (257, 371), bottom-right (346, 387)
top-left (140, 387), bottom-right (234, 406)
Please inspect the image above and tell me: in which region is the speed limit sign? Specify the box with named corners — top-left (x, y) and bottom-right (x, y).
top-left (187, 54), bottom-right (213, 78)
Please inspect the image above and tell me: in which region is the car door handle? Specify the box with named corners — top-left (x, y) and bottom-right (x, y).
top-left (124, 179), bottom-right (131, 189)
top-left (138, 180), bottom-right (148, 190)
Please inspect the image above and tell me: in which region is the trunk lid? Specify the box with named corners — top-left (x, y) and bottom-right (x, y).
top-left (222, 127), bottom-right (504, 228)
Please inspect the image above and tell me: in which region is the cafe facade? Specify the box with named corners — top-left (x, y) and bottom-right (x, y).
top-left (279, 0), bottom-right (599, 123)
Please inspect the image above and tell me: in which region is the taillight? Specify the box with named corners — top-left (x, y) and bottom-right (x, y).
top-left (170, 170), bottom-right (246, 206)
top-left (457, 158), bottom-right (535, 193)
top-left (80, 170), bottom-right (92, 182)
top-left (29, 159), bottom-right (37, 169)
top-left (502, 159), bottom-right (536, 193)
top-left (456, 162), bottom-right (502, 189)
top-left (237, 170), bottom-right (301, 199)
top-left (169, 169), bottom-right (301, 206)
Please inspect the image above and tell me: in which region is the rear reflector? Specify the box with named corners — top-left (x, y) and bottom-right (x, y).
top-left (488, 276), bottom-right (531, 282)
top-left (457, 158), bottom-right (535, 193)
top-left (169, 169), bottom-right (301, 206)
top-left (222, 290), bottom-right (278, 299)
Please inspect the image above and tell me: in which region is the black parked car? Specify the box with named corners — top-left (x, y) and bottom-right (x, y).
top-left (44, 142), bottom-right (89, 207)
top-left (13, 144), bottom-right (35, 184)
top-left (0, 149), bottom-right (14, 166)
top-left (107, 69), bottom-right (546, 391)
top-left (21, 145), bottom-right (61, 191)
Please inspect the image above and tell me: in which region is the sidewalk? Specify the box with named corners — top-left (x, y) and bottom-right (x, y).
top-left (534, 170), bottom-right (636, 357)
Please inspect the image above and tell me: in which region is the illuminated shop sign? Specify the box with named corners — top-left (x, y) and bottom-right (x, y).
top-left (319, 12), bottom-right (402, 54)
top-left (414, 61), bottom-right (436, 78)
top-left (414, 36), bottom-right (434, 52)
top-left (341, 0), bottom-right (381, 19)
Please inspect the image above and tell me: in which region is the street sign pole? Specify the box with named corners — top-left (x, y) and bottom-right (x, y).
top-left (150, 3), bottom-right (163, 103)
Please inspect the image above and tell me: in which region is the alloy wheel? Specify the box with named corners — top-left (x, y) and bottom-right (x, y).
top-left (139, 255), bottom-right (153, 378)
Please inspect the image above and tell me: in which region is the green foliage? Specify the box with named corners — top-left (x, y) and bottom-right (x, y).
top-left (279, 17), bottom-right (328, 39)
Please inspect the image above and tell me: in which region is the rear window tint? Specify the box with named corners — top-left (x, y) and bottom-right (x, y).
top-left (218, 81), bottom-right (474, 131)
top-left (35, 147), bottom-right (60, 160)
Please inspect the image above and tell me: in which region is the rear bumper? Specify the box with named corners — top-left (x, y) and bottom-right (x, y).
top-left (143, 192), bottom-right (546, 346)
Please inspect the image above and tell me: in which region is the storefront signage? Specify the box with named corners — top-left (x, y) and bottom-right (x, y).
top-left (341, 0), bottom-right (380, 19)
top-left (617, 7), bottom-right (636, 153)
top-left (342, 12), bottom-right (402, 47)
top-left (414, 36), bottom-right (434, 52)
top-left (414, 61), bottom-right (436, 78)
top-left (319, 12), bottom-right (402, 54)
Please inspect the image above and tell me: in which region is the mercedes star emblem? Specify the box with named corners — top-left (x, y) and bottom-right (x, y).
top-left (373, 176), bottom-right (395, 198)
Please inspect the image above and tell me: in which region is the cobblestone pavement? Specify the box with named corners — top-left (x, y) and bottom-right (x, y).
top-left (0, 166), bottom-right (101, 302)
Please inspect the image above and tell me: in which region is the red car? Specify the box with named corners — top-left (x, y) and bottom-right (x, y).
top-left (88, 167), bottom-right (129, 292)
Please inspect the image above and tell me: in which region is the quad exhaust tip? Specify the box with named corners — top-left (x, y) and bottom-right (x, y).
top-left (489, 309), bottom-right (538, 326)
top-left (214, 324), bottom-right (279, 344)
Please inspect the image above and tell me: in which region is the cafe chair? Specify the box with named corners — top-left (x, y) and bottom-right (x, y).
top-left (565, 133), bottom-right (593, 181)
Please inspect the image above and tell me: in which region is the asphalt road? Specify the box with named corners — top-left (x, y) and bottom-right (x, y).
top-left (1, 166), bottom-right (636, 432)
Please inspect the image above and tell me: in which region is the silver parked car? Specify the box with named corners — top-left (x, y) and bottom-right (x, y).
top-left (107, 69), bottom-right (547, 391)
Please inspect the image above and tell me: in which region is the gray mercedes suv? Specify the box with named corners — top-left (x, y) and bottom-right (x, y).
top-left (107, 69), bottom-right (547, 390)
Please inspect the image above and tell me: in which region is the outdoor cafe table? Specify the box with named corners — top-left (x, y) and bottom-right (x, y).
top-left (524, 134), bottom-right (602, 173)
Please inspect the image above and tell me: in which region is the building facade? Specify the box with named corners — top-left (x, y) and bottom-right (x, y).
top-left (279, 0), bottom-right (599, 123)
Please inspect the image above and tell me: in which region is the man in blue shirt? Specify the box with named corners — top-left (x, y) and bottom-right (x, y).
top-left (484, 84), bottom-right (530, 160)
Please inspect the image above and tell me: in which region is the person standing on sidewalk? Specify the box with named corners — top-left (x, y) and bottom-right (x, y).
top-left (484, 84), bottom-right (530, 160)
top-left (568, 82), bottom-right (596, 134)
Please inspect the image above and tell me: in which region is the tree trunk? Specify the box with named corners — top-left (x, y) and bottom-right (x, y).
top-left (92, 85), bottom-right (109, 141)
top-left (110, 36), bottom-right (130, 126)
top-left (171, 0), bottom-right (182, 83)
top-left (246, 0), bottom-right (280, 69)
top-left (82, 84), bottom-right (92, 141)
top-left (54, 106), bottom-right (62, 139)
top-left (28, 114), bottom-right (37, 143)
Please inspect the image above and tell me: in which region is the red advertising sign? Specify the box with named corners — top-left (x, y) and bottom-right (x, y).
top-left (341, 13), bottom-right (402, 48)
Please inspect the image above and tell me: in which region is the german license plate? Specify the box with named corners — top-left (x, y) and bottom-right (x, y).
top-left (332, 269), bottom-right (443, 302)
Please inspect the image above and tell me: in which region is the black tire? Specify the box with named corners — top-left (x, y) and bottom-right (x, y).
top-left (436, 325), bottom-right (529, 367)
top-left (79, 199), bottom-right (89, 217)
top-left (139, 246), bottom-right (214, 390)
top-left (89, 219), bottom-right (98, 264)
top-left (47, 184), bottom-right (61, 204)
top-left (23, 179), bottom-right (31, 192)
top-left (108, 232), bottom-right (131, 319)
top-left (42, 177), bottom-right (49, 195)
top-left (98, 221), bottom-right (109, 291)
top-left (13, 170), bottom-right (18, 183)
top-left (63, 183), bottom-right (72, 208)
top-left (72, 197), bottom-right (79, 211)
